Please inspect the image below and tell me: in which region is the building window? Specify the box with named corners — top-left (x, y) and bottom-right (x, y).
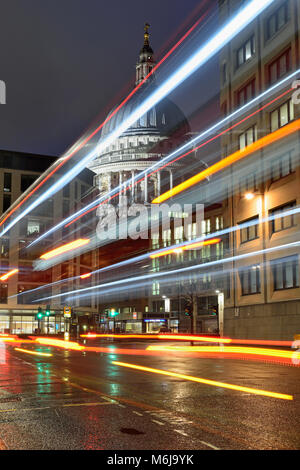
top-left (237, 36), bottom-right (255, 67)
top-left (270, 201), bottom-right (296, 234)
top-left (162, 229), bottom-right (171, 247)
top-left (237, 79), bottom-right (255, 107)
top-left (271, 151), bottom-right (294, 182)
top-left (0, 284), bottom-right (8, 304)
top-left (3, 173), bottom-right (11, 193)
top-left (239, 172), bottom-right (257, 196)
top-left (222, 62), bottom-right (227, 85)
top-left (0, 239), bottom-right (9, 258)
top-left (266, 1), bottom-right (289, 41)
top-left (215, 216), bottom-right (224, 231)
top-left (272, 256), bottom-right (299, 290)
top-left (239, 216), bottom-right (259, 243)
top-left (201, 219), bottom-right (211, 235)
top-left (270, 99), bottom-right (294, 132)
top-left (240, 265), bottom-right (261, 295)
top-left (268, 48), bottom-right (291, 84)
top-left (27, 220), bottom-right (41, 236)
top-left (2, 194), bottom-right (11, 212)
top-left (152, 281), bottom-right (160, 295)
top-left (239, 125), bottom-right (257, 150)
top-left (21, 174), bottom-right (38, 193)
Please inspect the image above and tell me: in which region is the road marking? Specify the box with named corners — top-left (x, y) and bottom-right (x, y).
top-left (174, 429), bottom-right (188, 437)
top-left (117, 403), bottom-right (126, 408)
top-left (0, 401), bottom-right (114, 413)
top-left (133, 411), bottom-right (143, 416)
top-left (62, 402), bottom-right (113, 408)
top-left (200, 440), bottom-right (220, 450)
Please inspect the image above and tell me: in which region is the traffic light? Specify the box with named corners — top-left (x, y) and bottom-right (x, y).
top-left (211, 306), bottom-right (218, 316)
top-left (109, 309), bottom-right (119, 318)
top-left (45, 305), bottom-right (51, 316)
top-left (36, 307), bottom-right (43, 320)
top-left (184, 303), bottom-right (192, 317)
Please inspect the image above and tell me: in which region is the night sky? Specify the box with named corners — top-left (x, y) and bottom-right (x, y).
top-left (0, 0), bottom-right (219, 157)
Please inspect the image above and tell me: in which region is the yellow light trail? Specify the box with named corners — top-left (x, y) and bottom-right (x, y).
top-left (80, 333), bottom-right (231, 343)
top-left (152, 119), bottom-right (300, 203)
top-left (34, 337), bottom-right (84, 351)
top-left (112, 361), bottom-right (293, 400)
top-left (14, 347), bottom-right (53, 357)
top-left (149, 238), bottom-right (221, 258)
top-left (40, 238), bottom-right (90, 260)
top-left (146, 344), bottom-right (300, 360)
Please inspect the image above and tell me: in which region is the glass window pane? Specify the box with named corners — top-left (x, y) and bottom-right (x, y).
top-left (280, 103), bottom-right (288, 126)
top-left (285, 261), bottom-right (294, 288)
top-left (275, 265), bottom-right (283, 289)
top-left (271, 111), bottom-right (278, 132)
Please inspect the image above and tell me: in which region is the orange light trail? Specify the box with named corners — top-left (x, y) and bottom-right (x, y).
top-left (40, 238), bottom-right (90, 260)
top-left (152, 118), bottom-right (300, 203)
top-left (146, 344), bottom-right (300, 361)
top-left (80, 273), bottom-right (92, 279)
top-left (65, 87), bottom-right (293, 228)
top-left (0, 268), bottom-right (19, 281)
top-left (80, 333), bottom-right (231, 343)
top-left (112, 361), bottom-right (293, 400)
top-left (0, 8), bottom-right (212, 230)
top-left (33, 337), bottom-right (84, 351)
top-left (14, 347), bottom-right (53, 357)
top-left (150, 238), bottom-right (221, 258)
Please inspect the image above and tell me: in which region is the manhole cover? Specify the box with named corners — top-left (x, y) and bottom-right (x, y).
top-left (120, 428), bottom-right (145, 435)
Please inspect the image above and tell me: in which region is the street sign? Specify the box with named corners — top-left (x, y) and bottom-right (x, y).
top-left (64, 306), bottom-right (71, 318)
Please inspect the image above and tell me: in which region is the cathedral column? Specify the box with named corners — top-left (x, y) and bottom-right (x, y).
top-left (144, 173), bottom-right (148, 203)
top-left (169, 170), bottom-right (173, 190)
top-left (131, 170), bottom-right (135, 202)
top-left (108, 172), bottom-right (112, 193)
top-left (119, 171), bottom-right (123, 203)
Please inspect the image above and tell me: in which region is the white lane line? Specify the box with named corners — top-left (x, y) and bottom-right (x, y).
top-left (200, 440), bottom-right (220, 450)
top-left (151, 419), bottom-right (165, 426)
top-left (174, 429), bottom-right (188, 437)
top-left (117, 403), bottom-right (126, 408)
top-left (133, 411), bottom-right (143, 416)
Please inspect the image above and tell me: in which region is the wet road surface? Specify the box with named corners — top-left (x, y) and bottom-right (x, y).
top-left (0, 339), bottom-right (299, 450)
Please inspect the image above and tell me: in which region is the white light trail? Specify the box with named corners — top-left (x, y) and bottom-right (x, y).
top-left (12, 204), bottom-right (300, 299)
top-left (0, 0), bottom-right (275, 240)
top-left (27, 65), bottom-right (299, 248)
top-left (34, 239), bottom-right (300, 303)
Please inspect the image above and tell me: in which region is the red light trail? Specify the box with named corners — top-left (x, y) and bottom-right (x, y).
top-left (0, 7), bottom-right (211, 230)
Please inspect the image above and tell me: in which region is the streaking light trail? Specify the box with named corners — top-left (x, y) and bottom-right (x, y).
top-left (80, 333), bottom-right (231, 343)
top-left (3, 0), bottom-right (275, 241)
top-left (0, 268), bottom-right (19, 281)
top-left (146, 345), bottom-right (300, 361)
top-left (39, 239), bottom-right (90, 260)
top-left (34, 239), bottom-right (300, 303)
top-left (112, 361), bottom-right (293, 400)
top-left (0, 5), bottom-right (212, 233)
top-left (14, 347), bottom-right (53, 357)
top-left (152, 118), bottom-right (300, 203)
top-left (26, 69), bottom-right (298, 245)
top-left (33, 337), bottom-right (84, 351)
top-left (149, 238), bottom-right (221, 258)
top-left (30, 77), bottom-right (297, 240)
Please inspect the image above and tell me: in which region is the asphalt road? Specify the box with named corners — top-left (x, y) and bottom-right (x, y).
top-left (0, 339), bottom-right (299, 450)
